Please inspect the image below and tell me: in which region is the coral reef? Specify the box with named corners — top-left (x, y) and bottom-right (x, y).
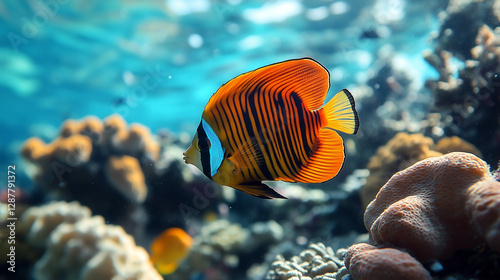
top-left (21, 115), bottom-right (157, 203)
top-left (20, 115), bottom-right (159, 233)
top-left (466, 178), bottom-right (500, 252)
top-left (105, 155), bottom-right (147, 203)
top-left (167, 219), bottom-right (283, 280)
top-left (19, 201), bottom-right (162, 280)
top-left (433, 0), bottom-right (500, 60)
top-left (425, 1), bottom-right (500, 168)
top-left (19, 114), bottom-right (227, 255)
top-left (20, 200), bottom-right (91, 248)
top-left (344, 243), bottom-right (431, 280)
top-left (266, 242), bottom-right (347, 280)
top-left (361, 132), bottom-right (481, 207)
top-left (347, 152), bottom-right (500, 279)
top-left (365, 152), bottom-right (495, 260)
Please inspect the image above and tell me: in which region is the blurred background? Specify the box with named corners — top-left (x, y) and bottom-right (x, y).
top-left (1, 0), bottom-right (500, 279)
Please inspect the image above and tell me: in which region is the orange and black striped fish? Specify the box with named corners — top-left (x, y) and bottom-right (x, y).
top-left (183, 58), bottom-right (359, 199)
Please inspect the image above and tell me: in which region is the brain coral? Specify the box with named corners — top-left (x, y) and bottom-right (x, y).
top-left (365, 152), bottom-right (496, 261)
top-left (344, 243), bottom-right (431, 280)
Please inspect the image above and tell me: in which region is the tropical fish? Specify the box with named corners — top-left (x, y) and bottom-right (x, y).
top-left (150, 228), bottom-right (193, 275)
top-left (183, 58), bottom-right (359, 199)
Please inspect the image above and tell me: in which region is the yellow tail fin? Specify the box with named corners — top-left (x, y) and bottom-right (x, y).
top-left (321, 89), bottom-right (359, 134)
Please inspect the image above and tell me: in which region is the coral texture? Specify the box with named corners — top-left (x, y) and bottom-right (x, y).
top-left (364, 152), bottom-right (496, 261)
top-left (21, 115), bottom-right (158, 204)
top-left (361, 132), bottom-right (481, 207)
top-left (20, 201), bottom-right (91, 248)
top-left (168, 219), bottom-right (283, 279)
top-left (105, 155), bottom-right (147, 203)
top-left (344, 243), bottom-right (431, 280)
top-left (20, 115), bottom-right (160, 233)
top-left (20, 201), bottom-right (161, 280)
top-left (425, 12), bottom-right (500, 168)
top-left (266, 242), bottom-right (346, 280)
top-left (466, 178), bottom-right (500, 252)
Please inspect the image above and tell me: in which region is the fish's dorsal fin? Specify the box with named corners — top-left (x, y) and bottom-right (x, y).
top-left (294, 128), bottom-right (345, 183)
top-left (232, 182), bottom-right (287, 199)
top-left (204, 58), bottom-right (330, 112)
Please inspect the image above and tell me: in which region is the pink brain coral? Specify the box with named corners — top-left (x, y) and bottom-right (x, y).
top-left (345, 243), bottom-right (431, 280)
top-left (364, 152), bottom-right (495, 261)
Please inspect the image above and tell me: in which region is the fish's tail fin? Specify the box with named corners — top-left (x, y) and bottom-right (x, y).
top-left (321, 89), bottom-right (359, 135)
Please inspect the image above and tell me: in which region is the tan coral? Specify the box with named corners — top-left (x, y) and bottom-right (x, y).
top-left (60, 119), bottom-right (82, 138)
top-left (362, 133), bottom-right (483, 208)
top-left (345, 243), bottom-right (431, 280)
top-left (21, 115), bottom-right (159, 204)
top-left (52, 135), bottom-right (93, 167)
top-left (361, 133), bottom-right (442, 208)
top-left (435, 135), bottom-right (482, 157)
top-left (105, 155), bottom-right (148, 203)
top-left (79, 116), bottom-right (104, 141)
top-left (21, 138), bottom-right (48, 162)
top-left (365, 152), bottom-right (493, 261)
top-left (103, 114), bottom-right (128, 141)
top-left (106, 121), bottom-right (160, 162)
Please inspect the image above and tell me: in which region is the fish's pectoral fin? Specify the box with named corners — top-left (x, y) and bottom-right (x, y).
top-left (230, 136), bottom-right (265, 169)
top-left (232, 182), bottom-right (287, 199)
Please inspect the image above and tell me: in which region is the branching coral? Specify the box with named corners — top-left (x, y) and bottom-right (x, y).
top-left (19, 201), bottom-right (162, 280)
top-left (266, 243), bottom-right (346, 280)
top-left (425, 1), bottom-right (500, 168)
top-left (347, 152), bottom-right (500, 279)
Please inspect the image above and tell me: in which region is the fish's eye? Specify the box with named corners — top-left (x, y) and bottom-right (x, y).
top-left (198, 138), bottom-right (211, 150)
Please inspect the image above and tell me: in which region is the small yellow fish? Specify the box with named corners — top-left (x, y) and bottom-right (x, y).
top-left (150, 228), bottom-right (193, 275)
top-left (183, 58), bottom-right (359, 199)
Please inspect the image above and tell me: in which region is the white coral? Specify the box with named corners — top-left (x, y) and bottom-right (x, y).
top-left (267, 243), bottom-right (346, 280)
top-left (20, 201), bottom-right (161, 280)
top-left (20, 201), bottom-right (91, 247)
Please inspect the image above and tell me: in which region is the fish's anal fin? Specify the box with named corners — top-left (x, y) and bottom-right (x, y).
top-left (232, 182), bottom-right (287, 199)
top-left (321, 89), bottom-right (359, 135)
top-left (294, 128), bottom-right (345, 183)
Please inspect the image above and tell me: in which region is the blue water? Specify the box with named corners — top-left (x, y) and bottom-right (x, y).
top-left (0, 0), bottom-right (440, 179)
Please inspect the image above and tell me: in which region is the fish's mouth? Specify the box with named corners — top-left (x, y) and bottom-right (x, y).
top-left (182, 153), bottom-right (190, 164)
